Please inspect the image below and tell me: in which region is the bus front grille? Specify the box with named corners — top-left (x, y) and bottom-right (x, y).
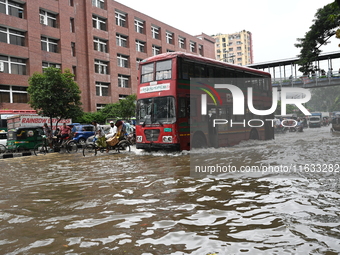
top-left (144, 129), bottom-right (160, 142)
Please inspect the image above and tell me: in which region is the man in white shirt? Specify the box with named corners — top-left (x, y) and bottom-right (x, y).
top-left (105, 121), bottom-right (117, 139)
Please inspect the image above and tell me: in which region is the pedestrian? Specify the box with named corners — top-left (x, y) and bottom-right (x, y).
top-left (43, 123), bottom-right (53, 150)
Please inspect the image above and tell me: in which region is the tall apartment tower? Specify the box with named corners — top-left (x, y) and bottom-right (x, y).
top-left (0, 0), bottom-right (215, 112)
top-left (213, 30), bottom-right (253, 66)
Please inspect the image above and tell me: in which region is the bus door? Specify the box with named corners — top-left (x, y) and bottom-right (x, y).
top-left (178, 96), bottom-right (190, 150)
top-left (207, 105), bottom-right (218, 148)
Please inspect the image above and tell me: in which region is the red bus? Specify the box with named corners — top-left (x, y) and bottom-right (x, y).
top-left (136, 52), bottom-right (274, 151)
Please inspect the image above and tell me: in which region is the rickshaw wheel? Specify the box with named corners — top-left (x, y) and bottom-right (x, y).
top-left (0, 144), bottom-right (6, 154)
top-left (83, 144), bottom-right (97, 157)
top-left (67, 140), bottom-right (78, 153)
top-left (34, 143), bottom-right (48, 156)
top-left (117, 141), bottom-right (131, 153)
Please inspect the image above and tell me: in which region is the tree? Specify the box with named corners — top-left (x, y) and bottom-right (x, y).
top-left (74, 94), bottom-right (136, 124)
top-left (305, 86), bottom-right (340, 112)
top-left (27, 67), bottom-right (83, 128)
top-left (295, 2), bottom-right (340, 74)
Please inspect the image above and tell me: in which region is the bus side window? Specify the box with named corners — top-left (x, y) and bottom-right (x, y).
top-left (190, 97), bottom-right (197, 117)
top-left (181, 62), bottom-right (189, 80)
top-left (178, 97), bottom-right (186, 118)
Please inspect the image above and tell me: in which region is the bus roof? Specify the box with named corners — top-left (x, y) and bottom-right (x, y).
top-left (140, 52), bottom-right (271, 77)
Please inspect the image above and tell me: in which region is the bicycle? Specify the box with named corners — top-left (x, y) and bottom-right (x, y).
top-left (83, 136), bottom-right (131, 157)
top-left (0, 144), bottom-right (6, 154)
top-left (34, 135), bottom-right (78, 156)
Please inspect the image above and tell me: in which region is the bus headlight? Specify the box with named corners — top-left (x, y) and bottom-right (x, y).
top-left (162, 136), bottom-right (172, 143)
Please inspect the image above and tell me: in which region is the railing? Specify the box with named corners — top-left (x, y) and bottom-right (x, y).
top-left (272, 72), bottom-right (340, 88)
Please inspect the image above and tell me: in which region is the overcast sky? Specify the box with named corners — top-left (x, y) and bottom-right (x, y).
top-left (115, 0), bottom-right (338, 64)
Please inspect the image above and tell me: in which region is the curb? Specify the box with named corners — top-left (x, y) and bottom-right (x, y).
top-left (0, 151), bottom-right (33, 159)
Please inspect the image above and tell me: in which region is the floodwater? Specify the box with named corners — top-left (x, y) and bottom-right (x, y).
top-left (0, 126), bottom-right (339, 255)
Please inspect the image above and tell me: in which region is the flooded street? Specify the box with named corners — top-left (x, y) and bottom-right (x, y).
top-left (0, 126), bottom-right (339, 255)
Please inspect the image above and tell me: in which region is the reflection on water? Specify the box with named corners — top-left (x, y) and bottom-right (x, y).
top-left (0, 127), bottom-right (339, 254)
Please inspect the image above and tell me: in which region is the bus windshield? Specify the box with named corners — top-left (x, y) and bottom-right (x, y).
top-left (136, 96), bottom-right (176, 125)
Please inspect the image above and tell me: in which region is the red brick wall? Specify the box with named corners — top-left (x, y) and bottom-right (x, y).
top-left (0, 0), bottom-right (215, 112)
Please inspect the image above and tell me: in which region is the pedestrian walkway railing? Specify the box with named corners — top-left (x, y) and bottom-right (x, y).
top-left (272, 72), bottom-right (340, 88)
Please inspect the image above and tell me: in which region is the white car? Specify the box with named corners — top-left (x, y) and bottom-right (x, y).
top-left (0, 132), bottom-right (7, 146)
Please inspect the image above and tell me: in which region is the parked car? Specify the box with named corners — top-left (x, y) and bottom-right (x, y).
top-left (72, 124), bottom-right (95, 145)
top-left (0, 131), bottom-right (7, 146)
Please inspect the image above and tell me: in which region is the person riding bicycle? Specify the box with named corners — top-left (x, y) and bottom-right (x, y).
top-left (92, 120), bottom-right (106, 148)
top-left (60, 123), bottom-right (71, 143)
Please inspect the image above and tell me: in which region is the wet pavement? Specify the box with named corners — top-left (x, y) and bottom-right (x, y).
top-left (0, 126), bottom-right (339, 254)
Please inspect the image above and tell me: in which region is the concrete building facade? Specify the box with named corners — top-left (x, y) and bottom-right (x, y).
top-left (0, 0), bottom-right (215, 112)
top-left (213, 30), bottom-right (253, 66)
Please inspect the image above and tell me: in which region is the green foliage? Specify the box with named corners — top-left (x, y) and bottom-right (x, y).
top-left (305, 86), bottom-right (340, 112)
top-left (27, 67), bottom-right (83, 128)
top-left (74, 94), bottom-right (136, 124)
top-left (275, 100), bottom-right (297, 115)
top-left (295, 2), bottom-right (340, 74)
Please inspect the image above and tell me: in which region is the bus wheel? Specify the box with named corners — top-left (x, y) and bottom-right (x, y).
top-left (249, 129), bottom-right (259, 140)
top-left (191, 133), bottom-right (207, 148)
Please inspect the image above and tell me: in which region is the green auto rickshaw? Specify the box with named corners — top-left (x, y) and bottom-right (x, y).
top-left (7, 126), bottom-right (44, 152)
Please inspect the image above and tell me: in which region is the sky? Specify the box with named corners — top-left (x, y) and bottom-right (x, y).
top-left (115, 0), bottom-right (338, 64)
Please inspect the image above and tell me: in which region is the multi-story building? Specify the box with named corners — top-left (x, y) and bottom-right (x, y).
top-left (0, 0), bottom-right (215, 112)
top-left (213, 30), bottom-right (253, 66)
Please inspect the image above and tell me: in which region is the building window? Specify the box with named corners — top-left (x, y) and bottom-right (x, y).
top-left (0, 85), bottom-right (28, 103)
top-left (115, 11), bottom-right (126, 27)
top-left (96, 82), bottom-right (109, 96)
top-left (118, 74), bottom-right (129, 88)
top-left (0, 55), bottom-right (26, 75)
top-left (119, 94), bottom-right (128, 100)
top-left (40, 10), bottom-right (57, 28)
top-left (92, 0), bottom-right (104, 9)
top-left (136, 40), bottom-right (145, 53)
top-left (69, 0), bottom-right (74, 6)
top-left (0, 0), bottom-right (24, 18)
top-left (0, 26), bottom-right (25, 46)
top-left (92, 15), bottom-right (106, 31)
top-left (152, 45), bottom-right (161, 56)
top-left (135, 19), bottom-right (144, 34)
top-left (41, 36), bottom-right (58, 53)
top-left (71, 42), bottom-right (75, 56)
top-left (96, 104), bottom-right (106, 111)
top-left (199, 45), bottom-right (203, 55)
top-left (42, 62), bottom-right (61, 71)
top-left (94, 59), bottom-right (109, 74)
top-left (136, 58), bottom-right (143, 70)
top-left (72, 66), bottom-right (76, 80)
top-left (190, 41), bottom-right (196, 52)
top-left (70, 18), bottom-right (75, 32)
top-left (178, 36), bottom-right (185, 49)
top-left (166, 31), bottom-right (173, 44)
top-left (117, 54), bottom-right (129, 68)
top-left (116, 34), bottom-right (127, 47)
top-left (93, 37), bottom-right (107, 53)
top-left (151, 26), bottom-right (160, 39)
